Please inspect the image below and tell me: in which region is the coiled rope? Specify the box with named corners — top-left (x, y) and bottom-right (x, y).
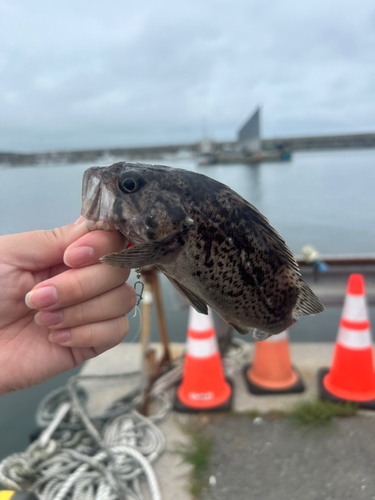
top-left (0, 339), bottom-right (249, 500)
top-left (0, 371), bottom-right (171, 500)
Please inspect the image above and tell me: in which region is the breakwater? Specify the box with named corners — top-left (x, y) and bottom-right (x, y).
top-left (1, 132), bottom-right (375, 166)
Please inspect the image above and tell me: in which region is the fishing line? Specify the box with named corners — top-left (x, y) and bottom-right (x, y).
top-left (127, 267), bottom-right (144, 345)
top-left (128, 305), bottom-right (142, 345)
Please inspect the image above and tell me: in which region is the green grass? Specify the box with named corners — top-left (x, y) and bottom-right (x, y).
top-left (176, 425), bottom-right (213, 497)
top-left (288, 399), bottom-right (358, 426)
top-left (242, 409), bottom-right (261, 419)
top-left (268, 409), bottom-right (287, 420)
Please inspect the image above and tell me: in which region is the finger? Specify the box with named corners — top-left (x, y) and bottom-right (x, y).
top-left (26, 264), bottom-right (130, 310)
top-left (48, 315), bottom-right (130, 348)
top-left (50, 262), bottom-right (70, 278)
top-left (64, 229), bottom-right (128, 268)
top-left (3, 223), bottom-right (88, 271)
top-left (34, 283), bottom-right (136, 328)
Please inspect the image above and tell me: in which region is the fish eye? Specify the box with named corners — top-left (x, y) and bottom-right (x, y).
top-left (118, 170), bottom-right (144, 194)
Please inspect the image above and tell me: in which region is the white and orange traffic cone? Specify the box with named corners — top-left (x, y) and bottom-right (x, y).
top-left (174, 307), bottom-right (232, 412)
top-left (318, 274), bottom-right (375, 409)
top-left (244, 329), bottom-right (304, 394)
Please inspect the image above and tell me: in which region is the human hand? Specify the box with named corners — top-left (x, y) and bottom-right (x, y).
top-left (0, 221), bottom-right (136, 395)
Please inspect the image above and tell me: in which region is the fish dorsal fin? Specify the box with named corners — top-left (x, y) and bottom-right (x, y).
top-left (223, 191), bottom-right (300, 275)
top-left (194, 189), bottom-right (299, 276)
top-left (240, 198), bottom-right (300, 274)
top-left (293, 279), bottom-right (324, 317)
top-left (167, 277), bottom-right (208, 315)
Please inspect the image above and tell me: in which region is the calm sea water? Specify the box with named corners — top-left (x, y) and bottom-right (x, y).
top-left (1, 149), bottom-right (375, 462)
top-left (2, 149), bottom-right (375, 253)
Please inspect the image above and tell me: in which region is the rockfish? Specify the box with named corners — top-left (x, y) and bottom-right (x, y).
top-left (81, 162), bottom-right (324, 339)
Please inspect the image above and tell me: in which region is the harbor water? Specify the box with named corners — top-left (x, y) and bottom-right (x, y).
top-left (2, 149), bottom-right (375, 255)
top-left (1, 148), bottom-right (375, 461)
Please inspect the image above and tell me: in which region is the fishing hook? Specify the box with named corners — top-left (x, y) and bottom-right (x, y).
top-left (134, 268), bottom-right (144, 306)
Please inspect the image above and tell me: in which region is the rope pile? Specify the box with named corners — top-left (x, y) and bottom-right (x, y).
top-left (0, 339), bottom-right (249, 500)
top-left (222, 338), bottom-right (252, 377)
top-left (0, 372), bottom-right (170, 500)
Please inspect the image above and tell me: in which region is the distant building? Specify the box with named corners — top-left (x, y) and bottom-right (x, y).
top-left (238, 107), bottom-right (261, 152)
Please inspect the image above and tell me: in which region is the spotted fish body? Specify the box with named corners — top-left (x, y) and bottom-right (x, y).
top-left (81, 162), bottom-right (324, 338)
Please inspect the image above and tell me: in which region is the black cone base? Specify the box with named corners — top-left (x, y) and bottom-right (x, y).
top-left (243, 363), bottom-right (305, 395)
top-left (318, 368), bottom-right (375, 410)
top-left (173, 379), bottom-right (233, 413)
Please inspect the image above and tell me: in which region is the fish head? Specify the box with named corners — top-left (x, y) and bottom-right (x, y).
top-left (81, 162), bottom-right (194, 244)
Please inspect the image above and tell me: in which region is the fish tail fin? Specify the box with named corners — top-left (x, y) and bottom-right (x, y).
top-left (293, 279), bottom-right (324, 318)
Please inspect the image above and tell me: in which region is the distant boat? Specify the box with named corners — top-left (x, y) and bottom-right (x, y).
top-left (214, 150), bottom-right (292, 164)
top-left (197, 152), bottom-right (217, 166)
top-left (176, 148), bottom-right (193, 160)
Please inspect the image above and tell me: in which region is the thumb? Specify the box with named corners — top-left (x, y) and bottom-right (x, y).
top-left (5, 222), bottom-right (88, 271)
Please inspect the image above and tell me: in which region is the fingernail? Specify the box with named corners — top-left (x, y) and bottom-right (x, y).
top-left (64, 246), bottom-right (95, 267)
top-left (35, 310), bottom-right (63, 326)
top-left (74, 216), bottom-right (85, 225)
top-left (25, 286), bottom-right (58, 309)
top-left (49, 329), bottom-right (70, 344)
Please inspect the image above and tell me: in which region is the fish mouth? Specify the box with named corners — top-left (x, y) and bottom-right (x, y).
top-left (81, 166), bottom-right (139, 246)
top-left (82, 167), bottom-right (113, 225)
top-left (82, 167), bottom-right (123, 234)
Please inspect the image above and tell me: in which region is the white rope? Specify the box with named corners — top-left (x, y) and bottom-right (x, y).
top-left (0, 372), bottom-right (169, 500)
top-left (222, 338), bottom-right (252, 376)
top-left (0, 340), bottom-right (247, 500)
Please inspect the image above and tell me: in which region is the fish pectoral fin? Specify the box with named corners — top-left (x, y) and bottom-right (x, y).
top-left (101, 231), bottom-right (184, 269)
top-left (101, 244), bottom-right (163, 268)
top-left (168, 277), bottom-right (208, 315)
top-left (229, 322), bottom-right (250, 336)
top-left (253, 328), bottom-right (271, 341)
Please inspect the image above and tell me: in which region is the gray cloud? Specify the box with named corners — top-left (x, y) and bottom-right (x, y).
top-left (0, 0), bottom-right (374, 151)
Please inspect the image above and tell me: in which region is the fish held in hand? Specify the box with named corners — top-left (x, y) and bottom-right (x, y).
top-left (81, 162), bottom-right (324, 339)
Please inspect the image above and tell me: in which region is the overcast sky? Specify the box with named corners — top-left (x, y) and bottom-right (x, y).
top-left (1, 0), bottom-right (374, 152)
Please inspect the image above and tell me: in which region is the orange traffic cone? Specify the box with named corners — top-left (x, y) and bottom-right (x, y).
top-left (244, 329), bottom-right (304, 394)
top-left (318, 274), bottom-right (375, 409)
top-left (174, 307), bottom-right (232, 412)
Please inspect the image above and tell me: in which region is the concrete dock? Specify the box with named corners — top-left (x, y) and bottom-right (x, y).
top-left (200, 415), bottom-right (375, 500)
top-left (79, 341), bottom-right (373, 499)
top-left (81, 342), bottom-right (336, 415)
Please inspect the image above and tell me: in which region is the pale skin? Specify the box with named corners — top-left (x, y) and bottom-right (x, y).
top-left (0, 219), bottom-right (136, 396)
